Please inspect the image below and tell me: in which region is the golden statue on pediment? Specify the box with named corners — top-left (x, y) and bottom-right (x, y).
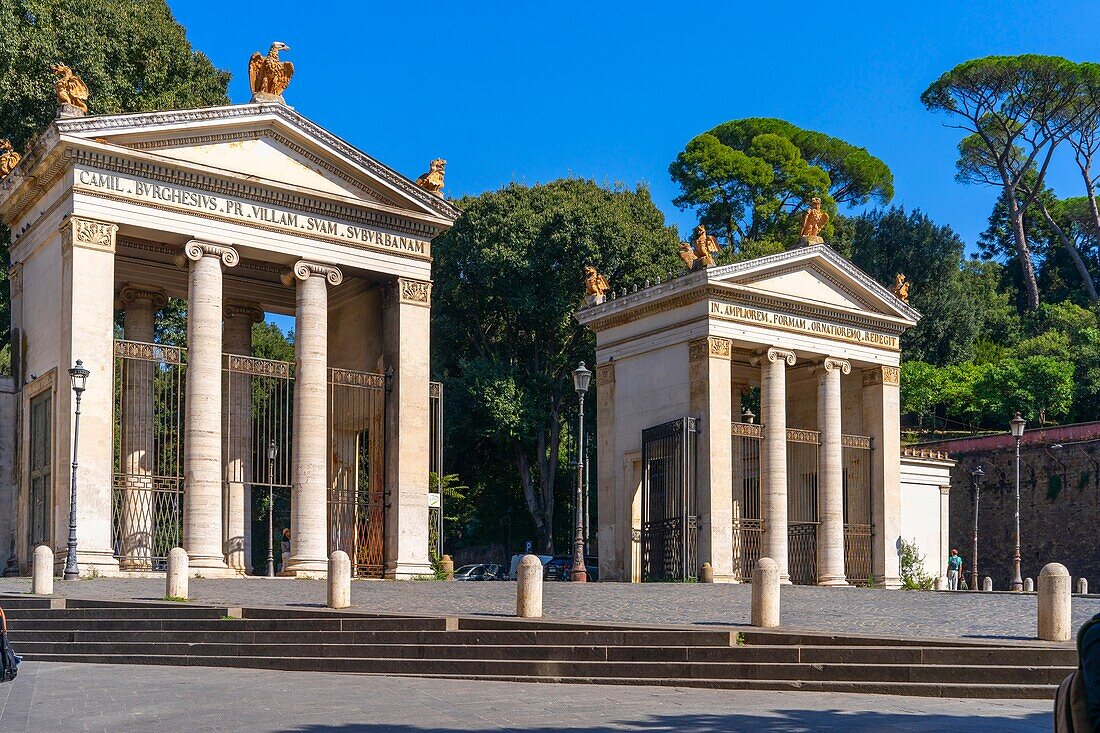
top-left (797, 196), bottom-right (829, 246)
top-left (680, 224), bottom-right (720, 270)
top-left (584, 265), bottom-right (611, 305)
top-left (891, 273), bottom-right (910, 303)
top-left (249, 42), bottom-right (294, 101)
top-left (0, 140), bottom-right (21, 177)
top-left (415, 158), bottom-right (446, 197)
top-left (51, 64), bottom-right (89, 115)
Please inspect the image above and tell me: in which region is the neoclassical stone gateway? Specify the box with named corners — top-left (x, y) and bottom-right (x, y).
top-left (575, 247), bottom-right (953, 587)
top-left (0, 103), bottom-right (458, 577)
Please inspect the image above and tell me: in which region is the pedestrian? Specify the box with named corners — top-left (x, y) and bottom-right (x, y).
top-left (946, 548), bottom-right (963, 591)
top-left (280, 527), bottom-right (291, 573)
top-left (1054, 610), bottom-right (1100, 732)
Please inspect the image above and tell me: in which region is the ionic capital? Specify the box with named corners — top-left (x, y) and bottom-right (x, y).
top-left (689, 336), bottom-right (733, 362)
top-left (751, 347), bottom-right (796, 367)
top-left (177, 240), bottom-right (239, 268)
top-left (224, 301), bottom-right (265, 324)
top-left (811, 356), bottom-right (851, 375)
top-left (939, 485), bottom-right (951, 496)
top-left (384, 277), bottom-right (431, 308)
top-left (119, 283), bottom-right (169, 309)
top-left (281, 260), bottom-right (343, 287)
top-left (862, 364), bottom-right (900, 387)
top-left (60, 215), bottom-right (117, 253)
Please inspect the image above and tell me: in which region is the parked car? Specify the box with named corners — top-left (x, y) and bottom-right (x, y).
top-left (543, 555), bottom-right (599, 582)
top-left (507, 554), bottom-right (553, 580)
top-left (453, 563), bottom-right (505, 581)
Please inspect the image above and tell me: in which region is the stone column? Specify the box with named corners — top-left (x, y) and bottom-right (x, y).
top-left (281, 262), bottom-right (342, 576)
top-left (939, 485), bottom-right (951, 579)
top-left (594, 361), bottom-right (618, 580)
top-left (118, 284), bottom-right (168, 569)
top-left (755, 347), bottom-right (796, 584)
top-left (382, 277), bottom-right (433, 579)
top-left (863, 365), bottom-right (902, 588)
top-left (816, 357), bottom-right (850, 586)
top-left (222, 302), bottom-right (263, 572)
top-left (58, 217), bottom-right (120, 574)
top-left (689, 336), bottom-right (734, 582)
top-left (180, 241), bottom-right (238, 572)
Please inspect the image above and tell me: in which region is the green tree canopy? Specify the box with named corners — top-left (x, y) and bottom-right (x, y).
top-left (668, 118), bottom-right (892, 248)
top-left (432, 179), bottom-right (681, 552)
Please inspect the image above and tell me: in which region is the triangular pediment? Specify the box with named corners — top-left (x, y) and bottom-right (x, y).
top-left (709, 245), bottom-right (920, 324)
top-left (51, 103), bottom-right (459, 223)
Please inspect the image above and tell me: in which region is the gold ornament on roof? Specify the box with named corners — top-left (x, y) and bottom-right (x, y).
top-left (249, 42), bottom-right (294, 101)
top-left (891, 273), bottom-right (910, 303)
top-left (0, 140), bottom-right (20, 178)
top-left (797, 196), bottom-right (829, 246)
top-left (415, 158), bottom-right (446, 197)
top-left (51, 64), bottom-right (89, 115)
top-left (680, 224), bottom-right (720, 270)
top-left (584, 265), bottom-right (611, 305)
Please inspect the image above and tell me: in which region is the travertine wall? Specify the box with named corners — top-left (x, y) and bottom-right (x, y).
top-left (946, 435), bottom-right (1100, 590)
top-left (0, 377), bottom-right (15, 571)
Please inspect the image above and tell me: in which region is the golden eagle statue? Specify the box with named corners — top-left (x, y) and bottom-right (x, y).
top-left (51, 64), bottom-right (89, 114)
top-left (249, 42), bottom-right (294, 101)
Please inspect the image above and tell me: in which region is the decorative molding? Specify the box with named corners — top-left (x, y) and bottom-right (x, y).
top-left (688, 336), bottom-right (733, 361)
top-left (902, 446), bottom-right (952, 462)
top-left (595, 361), bottom-right (616, 387)
top-left (118, 283), bottom-right (169, 309)
top-left (731, 422), bottom-right (763, 438)
top-left (8, 263), bottom-right (22, 298)
top-left (115, 339), bottom-right (184, 364)
top-left (24, 369), bottom-right (56, 400)
top-left (224, 301), bottom-right (265, 324)
top-left (841, 434), bottom-right (872, 449)
top-left (862, 365), bottom-right (900, 387)
top-left (59, 215), bottom-right (117, 253)
top-left (939, 485), bottom-right (952, 496)
top-left (328, 368), bottom-right (386, 389)
top-left (180, 240), bottom-right (238, 268)
top-left (384, 277), bottom-right (431, 308)
top-left (281, 260), bottom-right (343, 286)
top-left (225, 354), bottom-right (291, 378)
top-left (786, 427), bottom-right (820, 444)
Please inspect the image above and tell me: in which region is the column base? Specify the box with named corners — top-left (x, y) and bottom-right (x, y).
top-left (817, 575), bottom-right (849, 587)
top-left (280, 556), bottom-right (328, 578)
top-left (187, 553), bottom-right (230, 571)
top-left (779, 574), bottom-right (792, 586)
top-left (712, 574), bottom-right (740, 584)
top-left (874, 574), bottom-right (903, 590)
top-left (384, 561), bottom-right (434, 580)
top-left (60, 548), bottom-right (120, 578)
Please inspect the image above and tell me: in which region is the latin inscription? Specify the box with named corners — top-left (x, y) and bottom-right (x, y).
top-left (709, 301), bottom-right (899, 350)
top-left (76, 169), bottom-right (429, 255)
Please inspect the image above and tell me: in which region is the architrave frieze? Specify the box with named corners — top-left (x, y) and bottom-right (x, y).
top-left (383, 277), bottom-right (431, 308)
top-left (862, 365), bottom-right (901, 387)
top-left (60, 215), bottom-right (117, 254)
top-left (688, 336), bottom-right (733, 361)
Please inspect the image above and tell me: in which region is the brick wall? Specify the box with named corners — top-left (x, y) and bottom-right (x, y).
top-left (926, 425), bottom-right (1100, 590)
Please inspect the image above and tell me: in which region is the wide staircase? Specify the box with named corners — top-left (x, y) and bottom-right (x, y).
top-left (0, 595), bottom-right (1074, 699)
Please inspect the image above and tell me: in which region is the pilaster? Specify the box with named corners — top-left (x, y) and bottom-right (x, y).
top-left (939, 485), bottom-right (951, 580)
top-left (863, 364), bottom-right (902, 588)
top-left (689, 337), bottom-right (734, 582)
top-left (594, 361), bottom-right (619, 580)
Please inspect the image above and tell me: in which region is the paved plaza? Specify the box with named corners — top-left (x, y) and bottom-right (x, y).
top-left (0, 661), bottom-right (1052, 732)
top-left (1, 577), bottom-right (1098, 641)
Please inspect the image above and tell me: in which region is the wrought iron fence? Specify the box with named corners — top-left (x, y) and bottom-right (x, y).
top-left (843, 435), bottom-right (873, 585)
top-left (112, 340), bottom-right (186, 570)
top-left (641, 417), bottom-right (698, 582)
top-left (327, 368), bottom-right (387, 578)
top-left (787, 428), bottom-right (820, 585)
top-left (428, 381), bottom-right (443, 561)
top-left (731, 422), bottom-right (763, 581)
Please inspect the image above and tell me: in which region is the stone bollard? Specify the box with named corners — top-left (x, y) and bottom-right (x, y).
top-left (751, 557), bottom-right (780, 628)
top-left (1077, 578), bottom-right (1089, 595)
top-left (1038, 563), bottom-right (1072, 642)
top-left (935, 575), bottom-right (947, 591)
top-left (516, 554), bottom-right (543, 618)
top-left (32, 545), bottom-right (53, 595)
top-left (166, 547), bottom-right (188, 600)
top-left (1024, 578), bottom-right (1034, 592)
top-left (440, 555), bottom-right (454, 581)
top-left (700, 562), bottom-right (714, 584)
top-left (327, 551), bottom-right (351, 609)
top-left (982, 576), bottom-right (993, 592)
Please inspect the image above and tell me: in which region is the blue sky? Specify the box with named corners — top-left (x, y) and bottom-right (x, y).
top-left (170, 1), bottom-right (1098, 255)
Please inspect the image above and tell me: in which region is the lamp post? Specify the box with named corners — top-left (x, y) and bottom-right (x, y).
top-left (571, 362), bottom-right (592, 582)
top-left (1010, 411), bottom-right (1026, 592)
top-left (970, 464), bottom-right (984, 592)
top-left (63, 360), bottom-right (90, 581)
top-left (266, 440), bottom-right (278, 578)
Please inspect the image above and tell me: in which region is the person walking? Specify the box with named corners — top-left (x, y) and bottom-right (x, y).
top-left (946, 549), bottom-right (963, 591)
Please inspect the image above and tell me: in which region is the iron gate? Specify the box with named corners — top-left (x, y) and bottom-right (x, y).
top-left (327, 368), bottom-right (387, 578)
top-left (787, 429), bottom-right (820, 585)
top-left (731, 421), bottom-right (763, 582)
top-left (428, 382), bottom-right (444, 560)
top-left (112, 340), bottom-right (186, 570)
top-left (641, 417), bottom-right (697, 582)
top-left (843, 435), bottom-right (873, 585)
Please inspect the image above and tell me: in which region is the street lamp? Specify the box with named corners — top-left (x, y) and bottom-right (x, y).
top-left (571, 362), bottom-right (592, 582)
top-left (1009, 411), bottom-right (1026, 592)
top-left (970, 464), bottom-right (984, 592)
top-left (266, 440), bottom-right (278, 578)
top-left (63, 360), bottom-right (90, 581)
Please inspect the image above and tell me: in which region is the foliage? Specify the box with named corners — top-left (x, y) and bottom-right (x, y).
top-left (432, 179), bottom-right (681, 553)
top-left (899, 538), bottom-right (934, 591)
top-left (668, 118), bottom-right (891, 248)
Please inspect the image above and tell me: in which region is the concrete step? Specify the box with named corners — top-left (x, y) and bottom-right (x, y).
top-left (2, 617), bottom-right (453, 632)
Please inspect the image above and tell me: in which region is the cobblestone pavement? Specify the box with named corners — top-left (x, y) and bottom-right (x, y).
top-left (0, 662), bottom-right (1052, 732)
top-left (1, 576), bottom-right (1098, 640)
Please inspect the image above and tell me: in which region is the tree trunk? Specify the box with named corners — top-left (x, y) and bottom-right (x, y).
top-left (516, 450), bottom-right (554, 553)
top-left (1082, 164), bottom-right (1100, 244)
top-left (1008, 193), bottom-right (1041, 310)
top-left (1039, 201), bottom-right (1099, 302)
